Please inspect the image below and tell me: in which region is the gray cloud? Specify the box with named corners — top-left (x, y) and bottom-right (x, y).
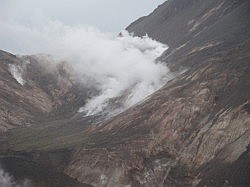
top-left (0, 0), bottom-right (165, 32)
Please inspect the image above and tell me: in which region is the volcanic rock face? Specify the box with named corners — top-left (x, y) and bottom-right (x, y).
top-left (65, 42), bottom-right (250, 187)
top-left (127, 0), bottom-right (250, 70)
top-left (0, 0), bottom-right (250, 187)
top-left (0, 51), bottom-right (93, 133)
top-left (65, 0), bottom-right (250, 186)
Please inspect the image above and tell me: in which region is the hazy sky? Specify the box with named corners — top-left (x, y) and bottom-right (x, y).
top-left (1, 0), bottom-right (165, 32)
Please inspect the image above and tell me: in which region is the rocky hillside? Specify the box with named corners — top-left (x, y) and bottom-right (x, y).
top-left (65, 0), bottom-right (250, 186)
top-left (0, 51), bottom-right (96, 133)
top-left (127, 0), bottom-right (250, 70)
top-left (0, 0), bottom-right (249, 187)
top-left (65, 41), bottom-right (250, 186)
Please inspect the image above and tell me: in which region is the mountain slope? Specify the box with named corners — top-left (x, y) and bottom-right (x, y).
top-left (65, 40), bottom-right (250, 187)
top-left (127, 0), bottom-right (250, 70)
top-left (0, 0), bottom-right (249, 187)
top-left (0, 51), bottom-right (97, 133)
top-left (63, 0), bottom-right (250, 186)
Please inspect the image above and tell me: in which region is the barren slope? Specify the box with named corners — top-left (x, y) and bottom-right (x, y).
top-left (0, 0), bottom-right (249, 187)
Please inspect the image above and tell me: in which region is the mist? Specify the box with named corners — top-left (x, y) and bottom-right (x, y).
top-left (9, 64), bottom-right (26, 86)
top-left (1, 18), bottom-right (172, 115)
top-left (0, 166), bottom-right (30, 187)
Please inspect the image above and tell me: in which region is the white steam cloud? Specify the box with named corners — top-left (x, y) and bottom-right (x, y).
top-left (8, 64), bottom-right (26, 86)
top-left (0, 20), bottom-right (172, 116)
top-left (0, 166), bottom-right (30, 187)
